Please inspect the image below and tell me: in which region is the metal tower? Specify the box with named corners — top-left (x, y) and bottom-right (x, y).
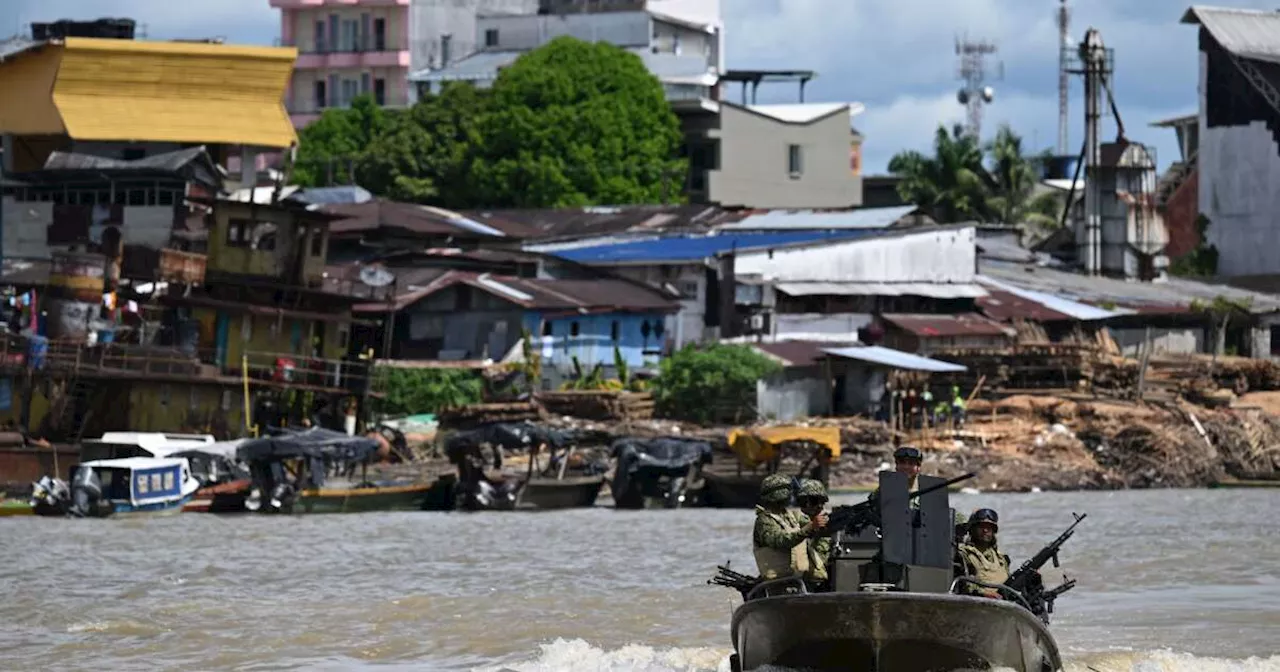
top-left (1057, 0), bottom-right (1071, 154)
top-left (955, 35), bottom-right (1001, 140)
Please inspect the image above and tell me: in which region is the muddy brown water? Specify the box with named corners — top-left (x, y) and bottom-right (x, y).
top-left (2, 488), bottom-right (1278, 671)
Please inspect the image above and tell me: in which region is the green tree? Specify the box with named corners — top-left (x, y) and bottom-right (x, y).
top-left (651, 343), bottom-right (781, 424)
top-left (292, 95), bottom-right (392, 187)
top-left (1169, 215), bottom-right (1220, 278)
top-left (468, 36), bottom-right (687, 208)
top-left (985, 126), bottom-right (1065, 230)
top-left (372, 367), bottom-right (484, 416)
top-left (888, 126), bottom-right (994, 223)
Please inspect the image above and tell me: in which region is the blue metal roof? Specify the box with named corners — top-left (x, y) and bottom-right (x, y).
top-left (824, 345), bottom-right (968, 373)
top-left (551, 230), bottom-right (875, 264)
top-left (716, 205), bottom-right (919, 231)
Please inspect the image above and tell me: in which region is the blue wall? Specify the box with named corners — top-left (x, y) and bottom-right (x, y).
top-left (522, 311), bottom-right (668, 370)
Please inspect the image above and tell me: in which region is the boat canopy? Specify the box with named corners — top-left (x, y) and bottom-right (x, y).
top-left (79, 456), bottom-right (193, 507)
top-left (612, 437), bottom-right (713, 474)
top-left (726, 426), bottom-right (842, 468)
top-left (444, 422), bottom-right (575, 462)
top-left (237, 428), bottom-right (380, 464)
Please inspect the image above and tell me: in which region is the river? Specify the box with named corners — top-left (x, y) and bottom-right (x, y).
top-left (2, 488), bottom-right (1278, 671)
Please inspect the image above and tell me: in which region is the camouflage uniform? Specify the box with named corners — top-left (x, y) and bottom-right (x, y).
top-left (752, 474), bottom-right (813, 579)
top-left (797, 479), bottom-right (832, 585)
top-left (955, 508), bottom-right (1011, 598)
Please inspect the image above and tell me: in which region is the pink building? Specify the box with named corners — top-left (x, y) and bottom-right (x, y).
top-left (269, 0), bottom-right (411, 128)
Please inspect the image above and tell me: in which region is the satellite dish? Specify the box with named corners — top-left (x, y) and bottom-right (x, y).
top-left (359, 265), bottom-right (396, 287)
top-left (957, 89), bottom-right (970, 105)
top-left (981, 86), bottom-right (995, 103)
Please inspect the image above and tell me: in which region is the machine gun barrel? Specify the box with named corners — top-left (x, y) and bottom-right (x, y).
top-left (827, 472), bottom-right (976, 534)
top-left (707, 562), bottom-right (761, 599)
top-left (1041, 578), bottom-right (1076, 613)
top-left (1006, 512), bottom-right (1087, 592)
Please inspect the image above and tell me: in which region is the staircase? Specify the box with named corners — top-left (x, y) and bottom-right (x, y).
top-left (1156, 152), bottom-right (1197, 207)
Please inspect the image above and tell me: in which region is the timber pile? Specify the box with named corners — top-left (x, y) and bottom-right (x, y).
top-left (536, 390), bottom-right (656, 421)
top-left (435, 401), bottom-right (542, 429)
top-left (933, 344), bottom-right (1102, 392)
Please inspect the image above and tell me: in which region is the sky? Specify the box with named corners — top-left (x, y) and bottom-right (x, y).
top-left (4, 0), bottom-right (1272, 175)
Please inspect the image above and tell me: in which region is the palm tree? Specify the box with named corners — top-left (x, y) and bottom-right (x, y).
top-left (888, 125), bottom-right (994, 223)
top-left (985, 125), bottom-right (1066, 231)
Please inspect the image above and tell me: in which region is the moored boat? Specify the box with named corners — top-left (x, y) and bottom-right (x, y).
top-left (31, 456), bottom-right (201, 518)
top-left (610, 436), bottom-right (712, 509)
top-left (516, 474), bottom-right (605, 510)
top-left (702, 426), bottom-right (841, 508)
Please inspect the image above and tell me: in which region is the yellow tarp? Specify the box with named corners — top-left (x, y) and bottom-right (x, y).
top-left (0, 37), bottom-right (297, 148)
top-left (726, 426), bottom-right (842, 468)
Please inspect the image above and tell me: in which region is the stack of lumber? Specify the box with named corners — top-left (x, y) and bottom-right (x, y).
top-left (536, 390), bottom-right (656, 421)
top-left (436, 401), bottom-right (541, 429)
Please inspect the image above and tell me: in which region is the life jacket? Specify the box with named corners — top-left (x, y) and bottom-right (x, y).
top-left (752, 507), bottom-right (810, 580)
top-left (957, 542), bottom-right (1011, 586)
top-left (806, 536), bottom-right (830, 582)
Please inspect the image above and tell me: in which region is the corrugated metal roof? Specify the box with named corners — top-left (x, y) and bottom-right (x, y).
top-left (715, 205), bottom-right (918, 231)
top-left (352, 270), bottom-right (678, 314)
top-left (753, 340), bottom-right (858, 367)
top-left (977, 275), bottom-right (1121, 321)
top-left (976, 289), bottom-right (1075, 322)
top-left (775, 282), bottom-right (987, 299)
top-left (824, 345), bottom-right (968, 373)
top-left (326, 201), bottom-right (508, 238)
top-left (1181, 6), bottom-right (1280, 64)
top-left (881, 313), bottom-right (1016, 338)
top-left (978, 260), bottom-right (1280, 314)
top-left (551, 230), bottom-right (873, 264)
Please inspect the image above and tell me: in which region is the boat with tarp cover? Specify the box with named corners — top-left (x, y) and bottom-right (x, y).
top-left (610, 436), bottom-right (712, 508)
top-left (237, 427), bottom-right (430, 514)
top-left (719, 471), bottom-right (1066, 672)
top-left (701, 426), bottom-right (840, 508)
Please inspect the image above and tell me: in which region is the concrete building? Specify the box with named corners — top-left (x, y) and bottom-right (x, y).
top-left (1181, 6), bottom-right (1280, 277)
top-left (408, 0), bottom-right (722, 104)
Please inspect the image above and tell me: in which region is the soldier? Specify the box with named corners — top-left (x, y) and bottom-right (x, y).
top-left (796, 478), bottom-right (833, 590)
top-left (753, 474), bottom-right (827, 581)
top-left (867, 445), bottom-right (925, 508)
top-left (955, 508), bottom-right (1011, 599)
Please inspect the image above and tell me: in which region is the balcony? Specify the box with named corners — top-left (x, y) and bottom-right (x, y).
top-left (277, 39), bottom-right (409, 70)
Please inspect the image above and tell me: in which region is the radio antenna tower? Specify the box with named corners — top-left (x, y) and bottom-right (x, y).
top-left (955, 35), bottom-right (1002, 140)
top-left (1057, 0), bottom-right (1071, 153)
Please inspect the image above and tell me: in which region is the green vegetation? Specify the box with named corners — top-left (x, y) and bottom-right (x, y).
top-left (1191, 294), bottom-right (1253, 361)
top-left (1169, 215), bottom-right (1220, 278)
top-left (651, 343), bottom-right (781, 424)
top-left (372, 367), bottom-right (484, 416)
top-left (293, 36), bottom-right (686, 208)
top-left (889, 124), bottom-right (1065, 234)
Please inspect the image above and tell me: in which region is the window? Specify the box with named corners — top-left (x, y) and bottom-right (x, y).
top-left (570, 321), bottom-right (580, 337)
top-left (227, 218), bottom-right (250, 246)
top-left (610, 321), bottom-right (620, 341)
top-left (360, 13), bottom-right (371, 51)
top-left (341, 18), bottom-right (359, 51)
top-left (361, 73), bottom-right (371, 95)
top-left (440, 34), bottom-right (452, 67)
top-left (310, 229), bottom-right (324, 256)
top-left (485, 29), bottom-right (499, 48)
top-left (328, 14), bottom-right (339, 53)
top-left (374, 18), bottom-right (386, 51)
top-left (374, 78), bottom-right (386, 106)
top-left (341, 78), bottom-right (359, 107)
top-left (787, 144), bottom-right (803, 177)
top-left (314, 80), bottom-right (326, 110)
top-left (542, 321), bottom-right (553, 336)
top-left (314, 20), bottom-right (326, 52)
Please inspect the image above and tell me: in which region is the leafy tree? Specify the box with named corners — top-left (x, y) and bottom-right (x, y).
top-left (651, 343), bottom-right (781, 424)
top-left (372, 367), bottom-right (484, 416)
top-left (985, 126), bottom-right (1065, 231)
top-left (292, 96), bottom-right (392, 187)
top-left (468, 36), bottom-right (687, 208)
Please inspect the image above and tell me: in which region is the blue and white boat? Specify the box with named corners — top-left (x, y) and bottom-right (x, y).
top-left (33, 456), bottom-right (201, 518)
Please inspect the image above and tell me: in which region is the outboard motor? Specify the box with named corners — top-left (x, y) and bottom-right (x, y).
top-left (664, 475), bottom-right (687, 509)
top-left (267, 482), bottom-right (296, 513)
top-left (30, 475), bottom-right (71, 514)
top-left (68, 466), bottom-right (103, 518)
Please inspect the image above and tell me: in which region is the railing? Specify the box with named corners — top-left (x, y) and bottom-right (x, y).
top-left (0, 336), bottom-right (373, 394)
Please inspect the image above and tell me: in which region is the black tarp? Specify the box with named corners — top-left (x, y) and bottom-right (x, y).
top-left (443, 422), bottom-right (576, 464)
top-left (238, 428), bottom-right (380, 489)
top-left (612, 437), bottom-right (713, 475)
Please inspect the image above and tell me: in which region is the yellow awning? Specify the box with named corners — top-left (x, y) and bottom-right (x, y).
top-left (726, 426), bottom-right (842, 468)
top-left (0, 37), bottom-right (297, 148)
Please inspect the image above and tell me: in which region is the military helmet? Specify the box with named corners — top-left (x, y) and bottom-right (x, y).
top-left (797, 479), bottom-right (827, 500)
top-left (968, 508), bottom-right (999, 530)
top-left (893, 445), bottom-right (923, 462)
top-left (953, 509), bottom-right (968, 528)
top-left (758, 473), bottom-right (793, 504)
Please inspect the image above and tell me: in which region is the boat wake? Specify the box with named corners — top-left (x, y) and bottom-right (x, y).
top-left (473, 639), bottom-right (1280, 672)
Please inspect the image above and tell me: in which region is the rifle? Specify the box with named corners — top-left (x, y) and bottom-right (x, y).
top-left (826, 472), bottom-right (976, 535)
top-left (1042, 577), bottom-right (1076, 615)
top-left (1004, 512), bottom-right (1087, 593)
top-left (1021, 574), bottom-right (1077, 625)
top-left (707, 562), bottom-right (761, 600)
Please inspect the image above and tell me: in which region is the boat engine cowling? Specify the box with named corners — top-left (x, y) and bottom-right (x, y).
top-left (30, 475), bottom-right (70, 510)
top-left (68, 467), bottom-right (103, 518)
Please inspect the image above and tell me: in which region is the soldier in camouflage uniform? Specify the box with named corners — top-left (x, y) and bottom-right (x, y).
top-left (753, 473), bottom-right (827, 580)
top-left (797, 478), bottom-right (834, 590)
top-left (955, 508), bottom-right (1012, 599)
top-left (867, 445), bottom-right (926, 508)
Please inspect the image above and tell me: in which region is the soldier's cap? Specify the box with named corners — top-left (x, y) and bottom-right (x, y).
top-left (893, 446), bottom-right (923, 462)
top-left (758, 473), bottom-right (792, 503)
top-left (968, 507), bottom-right (999, 530)
top-left (797, 479), bottom-right (827, 501)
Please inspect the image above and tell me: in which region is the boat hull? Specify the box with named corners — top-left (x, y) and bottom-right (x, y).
top-left (731, 591), bottom-right (1062, 672)
top-left (183, 479), bottom-right (251, 513)
top-left (700, 472), bottom-right (763, 508)
top-left (516, 476), bottom-right (604, 510)
top-left (110, 493), bottom-right (195, 517)
top-left (293, 483), bottom-right (431, 514)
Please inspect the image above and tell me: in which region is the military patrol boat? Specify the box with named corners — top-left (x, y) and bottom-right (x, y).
top-left (713, 471), bottom-right (1076, 672)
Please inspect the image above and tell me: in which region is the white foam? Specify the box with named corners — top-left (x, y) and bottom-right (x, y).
top-left (471, 640), bottom-right (1280, 672)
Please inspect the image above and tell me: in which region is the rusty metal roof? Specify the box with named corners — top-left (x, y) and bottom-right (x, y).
top-left (881, 313), bottom-right (1016, 338)
top-left (753, 340), bottom-right (857, 367)
top-left (325, 201), bottom-right (513, 238)
top-left (352, 270), bottom-right (679, 314)
top-left (976, 289), bottom-right (1075, 322)
top-left (463, 204), bottom-right (723, 242)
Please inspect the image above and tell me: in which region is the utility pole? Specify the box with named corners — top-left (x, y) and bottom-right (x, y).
top-left (1057, 0), bottom-right (1071, 154)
